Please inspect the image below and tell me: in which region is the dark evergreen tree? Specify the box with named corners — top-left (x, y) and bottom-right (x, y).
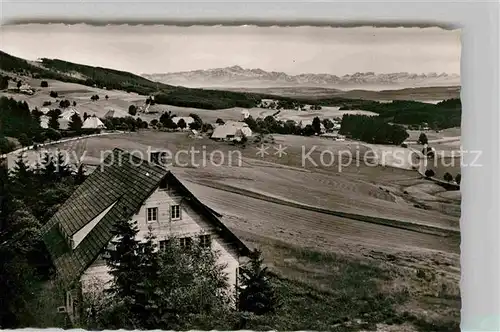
top-left (54, 150), bottom-right (72, 180)
top-left (177, 118), bottom-right (187, 130)
top-left (48, 110), bottom-right (60, 130)
top-left (444, 172), bottom-right (454, 182)
top-left (18, 133), bottom-right (32, 147)
top-left (134, 228), bottom-right (161, 327)
top-left (237, 249), bottom-right (279, 315)
top-left (312, 116), bottom-right (322, 134)
top-left (128, 105), bottom-right (137, 116)
top-left (0, 76), bottom-right (8, 90)
top-left (424, 169), bottom-right (435, 178)
top-left (418, 133), bottom-right (428, 145)
top-left (9, 154), bottom-right (34, 198)
top-left (68, 113), bottom-right (83, 132)
top-left (105, 217), bottom-right (142, 306)
top-left (75, 163), bottom-right (87, 185)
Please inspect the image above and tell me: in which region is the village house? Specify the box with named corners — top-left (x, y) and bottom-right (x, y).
top-left (82, 116), bottom-right (106, 129)
top-left (41, 148), bottom-right (251, 322)
top-left (211, 121), bottom-right (253, 141)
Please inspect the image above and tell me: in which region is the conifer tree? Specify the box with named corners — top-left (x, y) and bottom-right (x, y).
top-left (68, 113), bottom-right (83, 132)
top-left (105, 217), bottom-right (142, 307)
top-left (9, 154), bottom-right (34, 198)
top-left (54, 150), bottom-right (72, 180)
top-left (48, 111), bottom-right (60, 130)
top-left (134, 228), bottom-right (161, 328)
top-left (41, 153), bottom-right (57, 183)
top-left (75, 163), bottom-right (86, 185)
top-left (237, 249), bottom-right (279, 315)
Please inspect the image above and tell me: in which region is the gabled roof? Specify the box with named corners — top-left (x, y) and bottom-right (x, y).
top-left (82, 116), bottom-right (106, 129)
top-left (41, 148), bottom-right (250, 287)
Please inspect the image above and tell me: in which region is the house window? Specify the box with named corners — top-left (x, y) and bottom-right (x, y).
top-left (199, 234), bottom-right (211, 248)
top-left (147, 207), bottom-right (158, 222)
top-left (179, 237), bottom-right (192, 250)
top-left (171, 205), bottom-right (181, 220)
top-left (159, 240), bottom-right (169, 251)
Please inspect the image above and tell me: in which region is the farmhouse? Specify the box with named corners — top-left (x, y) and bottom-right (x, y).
top-left (299, 120), bottom-right (326, 133)
top-left (19, 83), bottom-right (34, 95)
top-left (211, 121), bottom-right (253, 141)
top-left (60, 108), bottom-right (80, 121)
top-left (320, 132), bottom-right (345, 141)
top-left (82, 116), bottom-right (106, 129)
top-left (104, 108), bottom-right (128, 118)
top-left (40, 148), bottom-right (250, 321)
top-left (40, 115), bottom-right (50, 129)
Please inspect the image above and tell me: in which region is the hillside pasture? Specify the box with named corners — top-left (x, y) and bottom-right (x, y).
top-left (8, 131), bottom-right (460, 232)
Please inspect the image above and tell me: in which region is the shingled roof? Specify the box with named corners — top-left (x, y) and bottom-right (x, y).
top-left (41, 148), bottom-right (250, 287)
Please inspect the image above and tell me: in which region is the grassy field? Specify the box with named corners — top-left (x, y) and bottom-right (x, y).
top-left (233, 234), bottom-right (460, 332)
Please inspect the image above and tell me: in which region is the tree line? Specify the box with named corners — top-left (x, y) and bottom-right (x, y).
top-left (0, 153), bottom-right (86, 328)
top-left (339, 114), bottom-right (409, 145)
top-left (338, 99), bottom-right (461, 130)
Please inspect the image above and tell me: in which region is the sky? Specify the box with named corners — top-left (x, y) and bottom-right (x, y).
top-left (0, 24), bottom-right (461, 76)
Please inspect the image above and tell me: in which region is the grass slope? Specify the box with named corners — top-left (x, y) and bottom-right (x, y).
top-left (0, 50), bottom-right (262, 109)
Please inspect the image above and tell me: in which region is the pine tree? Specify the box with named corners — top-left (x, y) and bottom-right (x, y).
top-left (9, 154), bottom-right (34, 198)
top-left (68, 113), bottom-right (83, 132)
top-left (48, 113), bottom-right (60, 130)
top-left (54, 150), bottom-right (72, 180)
top-left (41, 153), bottom-right (57, 183)
top-left (237, 249), bottom-right (279, 315)
top-left (134, 227), bottom-right (161, 327)
top-left (75, 163), bottom-right (86, 185)
top-left (104, 217), bottom-right (142, 307)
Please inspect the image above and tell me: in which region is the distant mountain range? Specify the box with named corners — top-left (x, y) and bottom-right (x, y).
top-left (142, 66), bottom-right (461, 90)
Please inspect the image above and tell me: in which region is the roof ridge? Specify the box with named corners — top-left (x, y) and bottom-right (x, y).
top-left (111, 148), bottom-right (170, 173)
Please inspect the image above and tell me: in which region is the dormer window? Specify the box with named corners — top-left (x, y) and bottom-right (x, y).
top-left (159, 177), bottom-right (168, 190)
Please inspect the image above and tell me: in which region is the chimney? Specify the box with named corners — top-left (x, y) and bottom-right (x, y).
top-left (150, 151), bottom-right (161, 165)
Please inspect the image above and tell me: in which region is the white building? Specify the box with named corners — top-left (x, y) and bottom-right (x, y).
top-left (41, 148), bottom-right (251, 322)
top-left (211, 121), bottom-right (253, 141)
top-left (82, 116), bottom-right (106, 129)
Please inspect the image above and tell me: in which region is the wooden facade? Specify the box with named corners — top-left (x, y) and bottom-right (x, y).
top-left (80, 182), bottom-right (242, 295)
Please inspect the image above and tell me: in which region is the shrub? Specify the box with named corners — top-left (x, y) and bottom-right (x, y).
top-left (424, 169), bottom-right (435, 178)
top-left (18, 133), bottom-right (33, 147)
top-left (128, 105), bottom-right (137, 116)
top-left (45, 128), bottom-right (62, 141)
top-left (443, 172), bottom-right (453, 182)
top-left (40, 81), bottom-right (48, 88)
top-left (49, 91), bottom-right (58, 98)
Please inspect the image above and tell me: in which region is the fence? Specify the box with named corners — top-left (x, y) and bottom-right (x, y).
top-left (1, 131), bottom-right (124, 159)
